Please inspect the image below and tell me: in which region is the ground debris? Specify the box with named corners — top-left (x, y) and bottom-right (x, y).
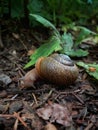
top-left (37, 102), bottom-right (72, 127)
top-left (0, 23), bottom-right (98, 130)
top-left (0, 74), bottom-right (12, 85)
top-left (44, 123), bottom-right (57, 130)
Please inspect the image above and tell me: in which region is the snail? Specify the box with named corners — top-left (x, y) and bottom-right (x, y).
top-left (22, 54), bottom-right (79, 88)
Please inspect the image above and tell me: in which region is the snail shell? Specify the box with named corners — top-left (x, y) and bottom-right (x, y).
top-left (35, 54), bottom-right (79, 86)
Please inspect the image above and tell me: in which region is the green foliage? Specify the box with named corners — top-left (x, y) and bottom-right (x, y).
top-left (0, 0), bottom-right (24, 18)
top-left (74, 26), bottom-right (96, 47)
top-left (24, 36), bottom-right (62, 68)
top-left (28, 0), bottom-right (43, 14)
top-left (1, 0), bottom-right (98, 26)
top-left (11, 0), bottom-right (24, 18)
top-left (29, 14), bottom-right (59, 35)
top-left (24, 14), bottom-right (61, 68)
top-left (37, 0), bottom-right (98, 25)
top-left (61, 25), bottom-right (96, 57)
top-left (25, 14), bottom-right (96, 68)
top-left (61, 32), bottom-right (89, 57)
top-left (0, 1), bottom-right (9, 17)
top-left (77, 62), bottom-right (98, 80)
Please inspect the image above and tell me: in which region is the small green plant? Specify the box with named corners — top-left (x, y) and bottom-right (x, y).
top-left (27, 0), bottom-right (98, 26)
top-left (77, 61), bottom-right (98, 80)
top-left (24, 14), bottom-right (96, 68)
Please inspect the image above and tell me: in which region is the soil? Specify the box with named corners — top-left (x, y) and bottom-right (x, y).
top-left (0, 21), bottom-right (98, 130)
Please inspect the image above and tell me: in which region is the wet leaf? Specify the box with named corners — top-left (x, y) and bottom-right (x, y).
top-left (37, 103), bottom-right (72, 127)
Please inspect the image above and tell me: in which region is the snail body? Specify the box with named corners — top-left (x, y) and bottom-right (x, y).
top-left (35, 54), bottom-right (79, 86)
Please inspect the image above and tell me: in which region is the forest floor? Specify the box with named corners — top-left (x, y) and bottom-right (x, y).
top-left (0, 21), bottom-right (98, 130)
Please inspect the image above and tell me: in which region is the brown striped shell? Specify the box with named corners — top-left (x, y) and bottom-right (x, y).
top-left (35, 54), bottom-right (79, 86)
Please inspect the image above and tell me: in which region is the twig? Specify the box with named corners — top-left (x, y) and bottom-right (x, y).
top-left (72, 93), bottom-right (84, 104)
top-left (14, 112), bottom-right (29, 129)
top-left (84, 122), bottom-right (93, 130)
top-left (53, 90), bottom-right (83, 103)
top-left (13, 118), bottom-right (18, 130)
top-left (32, 93), bottom-right (38, 106)
top-left (3, 94), bottom-right (18, 102)
top-left (0, 112), bottom-right (31, 130)
top-left (0, 114), bottom-right (14, 118)
top-left (12, 33), bottom-right (28, 52)
top-left (33, 89), bottom-right (53, 108)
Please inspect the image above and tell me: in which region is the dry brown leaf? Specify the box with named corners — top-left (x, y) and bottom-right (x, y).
top-left (12, 33), bottom-right (20, 39)
top-left (44, 123), bottom-right (57, 130)
top-left (37, 103), bottom-right (72, 127)
top-left (37, 104), bottom-right (52, 120)
top-left (27, 50), bottom-right (35, 56)
top-left (27, 45), bottom-right (36, 56)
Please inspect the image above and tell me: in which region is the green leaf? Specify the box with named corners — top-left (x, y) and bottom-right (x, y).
top-left (61, 32), bottom-right (73, 51)
top-left (61, 32), bottom-right (89, 57)
top-left (28, 0), bottom-right (43, 13)
top-left (77, 62), bottom-right (98, 80)
top-left (65, 49), bottom-right (89, 57)
top-left (11, 0), bottom-right (24, 18)
top-left (75, 26), bottom-right (96, 47)
top-left (30, 14), bottom-right (59, 35)
top-left (24, 36), bottom-right (62, 68)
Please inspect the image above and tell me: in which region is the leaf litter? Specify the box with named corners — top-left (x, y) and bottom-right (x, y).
top-left (37, 103), bottom-right (72, 127)
top-left (0, 21), bottom-right (98, 130)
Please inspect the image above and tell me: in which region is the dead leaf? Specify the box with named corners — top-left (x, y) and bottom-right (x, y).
top-left (37, 104), bottom-right (52, 120)
top-left (37, 103), bottom-right (72, 127)
top-left (27, 50), bottom-right (35, 56)
top-left (44, 123), bottom-right (57, 130)
top-left (27, 45), bottom-right (36, 56)
top-left (12, 33), bottom-right (20, 39)
top-left (81, 82), bottom-right (96, 95)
